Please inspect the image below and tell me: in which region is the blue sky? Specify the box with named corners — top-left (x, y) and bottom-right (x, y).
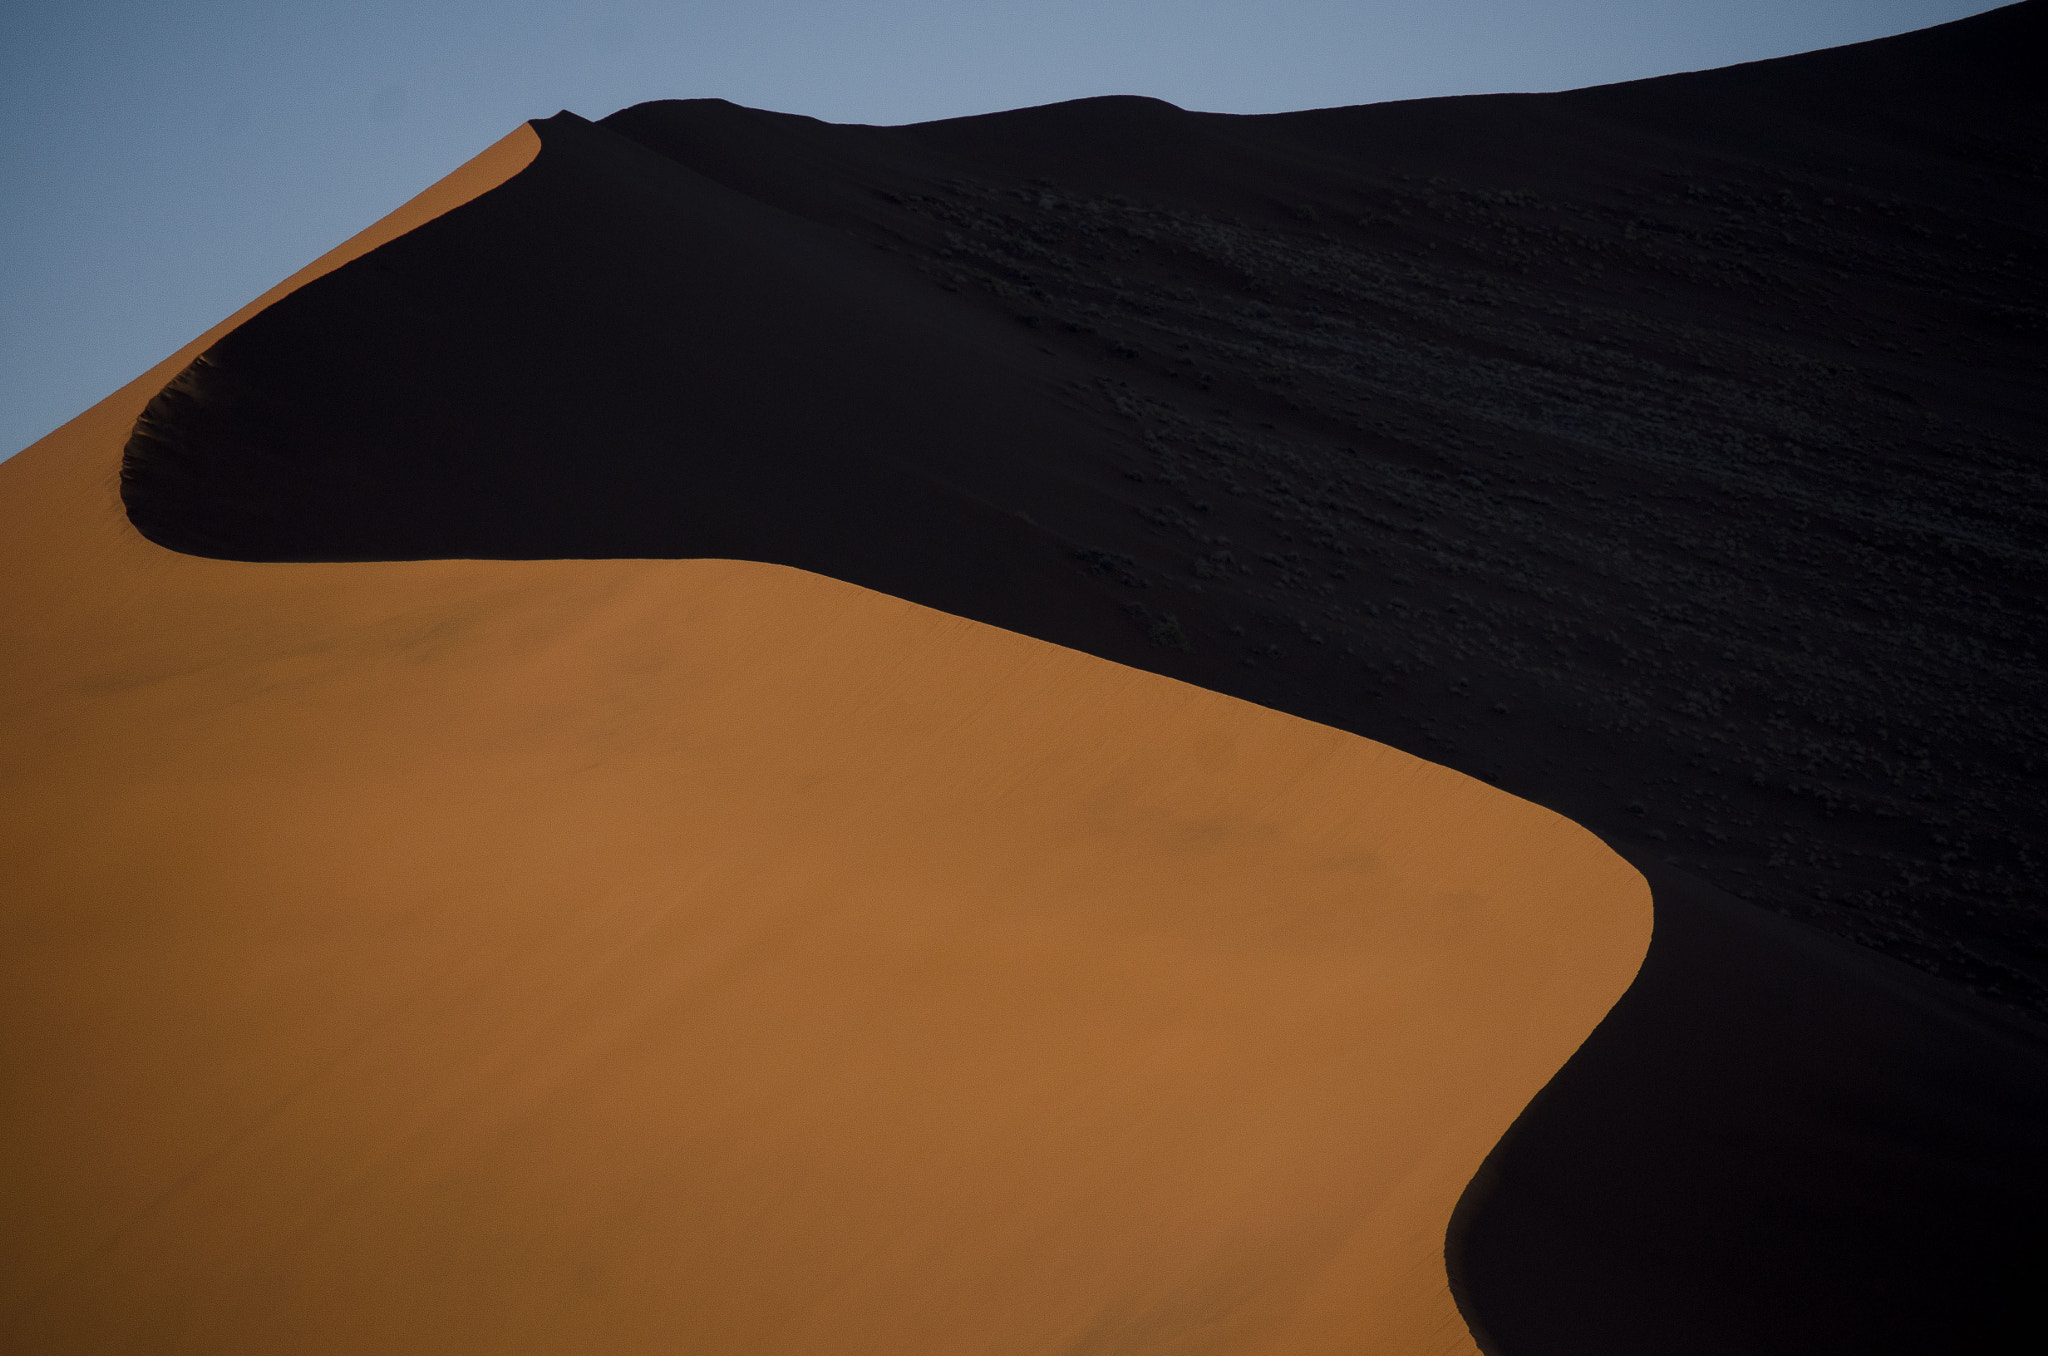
top-left (0, 1), bottom-right (1998, 460)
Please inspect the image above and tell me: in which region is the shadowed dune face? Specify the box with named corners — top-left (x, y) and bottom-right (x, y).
top-left (1449, 865), bottom-right (2048, 1355)
top-left (0, 135), bottom-right (1652, 1354)
top-left (122, 5), bottom-right (2048, 1023)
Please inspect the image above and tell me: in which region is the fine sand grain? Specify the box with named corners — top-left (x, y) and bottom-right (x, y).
top-left (0, 129), bottom-right (1649, 1353)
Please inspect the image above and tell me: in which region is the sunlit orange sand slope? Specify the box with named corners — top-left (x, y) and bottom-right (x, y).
top-left (0, 130), bottom-right (1648, 1354)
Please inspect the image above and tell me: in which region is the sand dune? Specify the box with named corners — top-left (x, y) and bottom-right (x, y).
top-left (0, 137), bottom-right (1651, 1353)
top-left (105, 7), bottom-right (2048, 1348)
top-left (11, 6), bottom-right (2048, 1351)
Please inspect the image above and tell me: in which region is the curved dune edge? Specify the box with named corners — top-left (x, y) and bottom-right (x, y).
top-left (0, 132), bottom-right (1649, 1354)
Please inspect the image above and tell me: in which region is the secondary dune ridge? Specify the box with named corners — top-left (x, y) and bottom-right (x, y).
top-left (0, 135), bottom-right (1658, 1353)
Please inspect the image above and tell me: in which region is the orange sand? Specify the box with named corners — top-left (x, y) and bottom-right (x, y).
top-left (0, 126), bottom-right (1650, 1354)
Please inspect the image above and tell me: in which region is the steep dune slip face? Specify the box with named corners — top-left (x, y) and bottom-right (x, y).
top-left (0, 135), bottom-right (1657, 1352)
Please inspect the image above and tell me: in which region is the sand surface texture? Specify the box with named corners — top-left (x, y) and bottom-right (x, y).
top-left (0, 136), bottom-right (1649, 1353)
